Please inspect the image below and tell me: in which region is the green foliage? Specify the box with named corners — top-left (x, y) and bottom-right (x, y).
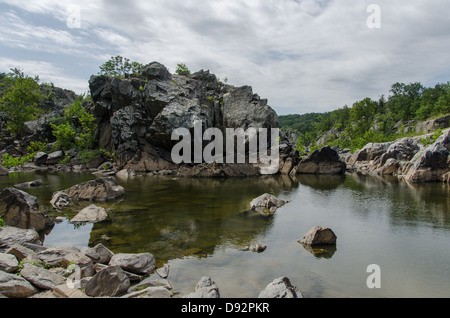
top-left (51, 96), bottom-right (97, 151)
top-left (176, 63), bottom-right (191, 76)
top-left (99, 56), bottom-right (143, 78)
top-left (281, 80), bottom-right (450, 154)
top-left (0, 68), bottom-right (44, 136)
top-left (1, 153), bottom-right (35, 169)
top-left (0, 218), bottom-right (5, 227)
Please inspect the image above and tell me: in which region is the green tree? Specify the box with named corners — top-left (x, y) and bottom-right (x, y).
top-left (99, 56), bottom-right (143, 78)
top-left (51, 96), bottom-right (97, 151)
top-left (0, 68), bottom-right (44, 136)
top-left (175, 63), bottom-right (191, 76)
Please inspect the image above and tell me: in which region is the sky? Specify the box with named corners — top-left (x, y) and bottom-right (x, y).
top-left (0, 0), bottom-right (449, 116)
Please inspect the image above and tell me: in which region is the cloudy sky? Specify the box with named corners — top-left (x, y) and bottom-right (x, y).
top-left (0, 0), bottom-right (449, 115)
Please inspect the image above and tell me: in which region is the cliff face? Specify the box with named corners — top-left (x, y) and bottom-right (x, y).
top-left (88, 62), bottom-right (279, 175)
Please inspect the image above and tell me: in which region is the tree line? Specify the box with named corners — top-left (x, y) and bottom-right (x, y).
top-left (279, 81), bottom-right (450, 153)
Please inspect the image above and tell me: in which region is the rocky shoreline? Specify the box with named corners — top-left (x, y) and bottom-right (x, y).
top-left (0, 186), bottom-right (328, 299)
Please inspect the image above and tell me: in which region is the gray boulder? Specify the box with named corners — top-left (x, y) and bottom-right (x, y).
top-left (85, 265), bottom-right (130, 297)
top-left (108, 253), bottom-right (156, 275)
top-left (0, 253), bottom-right (19, 273)
top-left (0, 270), bottom-right (38, 298)
top-left (141, 62), bottom-right (171, 81)
top-left (37, 246), bottom-right (81, 268)
top-left (20, 263), bottom-right (65, 290)
top-left (0, 188), bottom-right (53, 231)
top-left (250, 193), bottom-right (288, 215)
top-left (299, 226), bottom-right (337, 246)
top-left (84, 243), bottom-right (114, 264)
top-left (258, 277), bottom-right (301, 298)
top-left (54, 177), bottom-right (125, 204)
top-left (0, 226), bottom-right (41, 252)
top-left (70, 204), bottom-right (108, 224)
top-left (296, 146), bottom-right (346, 175)
top-left (185, 277), bottom-right (220, 298)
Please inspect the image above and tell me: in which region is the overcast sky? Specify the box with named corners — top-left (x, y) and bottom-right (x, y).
top-left (0, 0), bottom-right (449, 115)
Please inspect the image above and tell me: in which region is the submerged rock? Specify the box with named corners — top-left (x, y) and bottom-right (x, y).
top-left (299, 226), bottom-right (337, 246)
top-left (258, 277), bottom-right (301, 298)
top-left (250, 193), bottom-right (288, 215)
top-left (70, 205), bottom-right (108, 224)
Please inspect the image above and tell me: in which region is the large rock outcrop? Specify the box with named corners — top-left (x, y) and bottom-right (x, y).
top-left (0, 188), bottom-right (54, 231)
top-left (345, 129), bottom-right (450, 183)
top-left (89, 63), bottom-right (279, 176)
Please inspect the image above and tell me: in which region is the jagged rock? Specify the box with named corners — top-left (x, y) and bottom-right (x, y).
top-left (50, 191), bottom-right (72, 209)
top-left (34, 152), bottom-right (48, 166)
top-left (108, 253), bottom-right (156, 275)
top-left (141, 62), bottom-right (171, 81)
top-left (405, 129), bottom-right (450, 182)
top-left (156, 263), bottom-right (170, 279)
top-left (0, 270), bottom-right (39, 298)
top-left (37, 246), bottom-right (81, 268)
top-left (299, 226), bottom-right (337, 246)
top-left (0, 226), bottom-right (41, 252)
top-left (70, 204), bottom-right (108, 224)
top-left (85, 265), bottom-right (130, 297)
top-left (84, 243), bottom-right (114, 264)
top-left (0, 252), bottom-right (19, 273)
top-left (55, 177), bottom-right (125, 203)
top-left (250, 193), bottom-right (288, 215)
top-left (177, 163), bottom-right (260, 178)
top-left (4, 243), bottom-right (40, 262)
top-left (296, 146), bottom-right (346, 175)
top-left (20, 263), bottom-right (65, 290)
top-left (185, 277), bottom-right (220, 298)
top-left (258, 277), bottom-right (301, 298)
top-left (46, 151), bottom-right (65, 165)
top-left (0, 188), bottom-right (54, 231)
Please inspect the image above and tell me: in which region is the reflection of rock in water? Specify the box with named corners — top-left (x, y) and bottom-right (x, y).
top-left (297, 175), bottom-right (346, 191)
top-left (300, 243), bottom-right (337, 259)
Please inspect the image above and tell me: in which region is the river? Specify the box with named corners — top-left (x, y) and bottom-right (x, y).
top-left (1, 171), bottom-right (449, 298)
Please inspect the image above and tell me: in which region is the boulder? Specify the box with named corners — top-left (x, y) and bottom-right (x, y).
top-left (37, 246), bottom-right (81, 268)
top-left (405, 129), bottom-right (450, 183)
top-left (156, 263), bottom-right (170, 279)
top-left (70, 205), bottom-right (108, 224)
top-left (108, 253), bottom-right (156, 275)
top-left (20, 263), bottom-right (65, 290)
top-left (0, 253), bottom-right (19, 273)
top-left (296, 146), bottom-right (346, 175)
top-left (250, 193), bottom-right (288, 215)
top-left (185, 277), bottom-right (220, 298)
top-left (141, 62), bottom-right (171, 81)
top-left (14, 179), bottom-right (44, 189)
top-left (299, 226), bottom-right (337, 246)
top-left (50, 191), bottom-right (72, 209)
top-left (46, 151), bottom-right (65, 165)
top-left (0, 270), bottom-right (38, 298)
top-left (34, 152), bottom-right (48, 166)
top-left (56, 177), bottom-right (125, 203)
top-left (0, 188), bottom-right (54, 231)
top-left (0, 226), bottom-right (41, 252)
top-left (4, 243), bottom-right (39, 262)
top-left (258, 277), bottom-right (301, 298)
top-left (85, 265), bottom-right (130, 297)
top-left (84, 243), bottom-right (114, 264)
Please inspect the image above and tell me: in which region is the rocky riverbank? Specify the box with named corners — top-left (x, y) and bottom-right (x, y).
top-left (0, 185), bottom-right (321, 299)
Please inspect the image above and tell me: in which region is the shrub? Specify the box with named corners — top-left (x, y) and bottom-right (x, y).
top-left (0, 218), bottom-right (5, 227)
top-left (176, 63), bottom-right (191, 76)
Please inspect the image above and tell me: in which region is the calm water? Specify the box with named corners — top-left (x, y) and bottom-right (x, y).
top-left (1, 171), bottom-right (450, 298)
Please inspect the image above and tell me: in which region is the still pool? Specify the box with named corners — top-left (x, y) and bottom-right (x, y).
top-left (1, 171), bottom-right (449, 298)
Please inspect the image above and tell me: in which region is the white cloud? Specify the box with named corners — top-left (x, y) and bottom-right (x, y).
top-left (1, 0), bottom-right (449, 115)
